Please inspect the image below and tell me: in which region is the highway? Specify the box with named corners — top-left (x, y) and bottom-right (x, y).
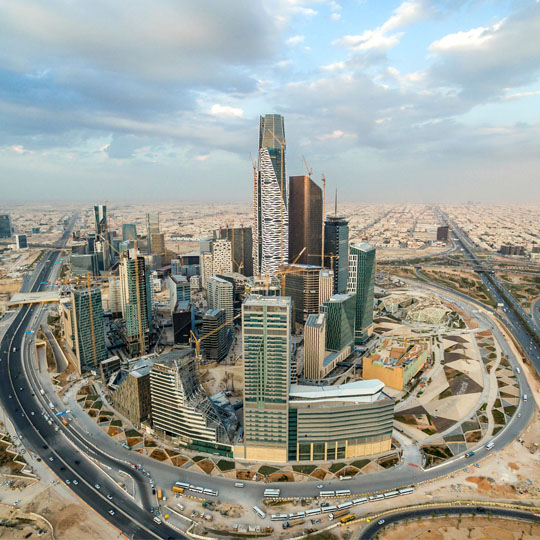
top-left (0, 218), bottom-right (184, 540)
top-left (357, 504), bottom-right (540, 539)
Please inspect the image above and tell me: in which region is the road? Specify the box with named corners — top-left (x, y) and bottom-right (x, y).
top-left (532, 297), bottom-right (540, 335)
top-left (0, 217), bottom-right (184, 539)
top-left (357, 503), bottom-right (540, 539)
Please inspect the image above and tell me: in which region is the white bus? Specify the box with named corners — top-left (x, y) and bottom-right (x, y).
top-left (321, 505), bottom-right (337, 513)
top-left (398, 487), bottom-right (414, 496)
top-left (369, 494), bottom-right (384, 502)
top-left (253, 506), bottom-right (266, 519)
top-left (203, 488), bottom-right (218, 497)
top-left (336, 489), bottom-right (351, 496)
top-left (337, 501), bottom-right (353, 509)
top-left (175, 482), bottom-right (190, 489)
top-left (384, 491), bottom-right (399, 499)
top-left (306, 508), bottom-right (322, 516)
top-left (271, 514), bottom-right (289, 521)
top-left (320, 490), bottom-right (335, 498)
top-left (352, 497), bottom-right (368, 505)
top-left (263, 488), bottom-right (281, 498)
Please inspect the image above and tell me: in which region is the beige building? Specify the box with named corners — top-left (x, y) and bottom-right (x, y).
top-left (319, 269), bottom-right (334, 305)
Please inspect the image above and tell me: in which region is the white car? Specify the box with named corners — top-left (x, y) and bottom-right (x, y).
top-left (378, 519), bottom-right (385, 525)
top-left (73, 480), bottom-right (78, 485)
top-left (109, 509), bottom-right (115, 516)
top-left (95, 484), bottom-right (101, 489)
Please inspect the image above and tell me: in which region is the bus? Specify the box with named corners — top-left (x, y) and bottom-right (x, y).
top-left (352, 497), bottom-right (367, 506)
top-left (337, 502), bottom-right (353, 510)
top-left (172, 486), bottom-right (184, 494)
top-left (263, 488), bottom-right (281, 498)
top-left (321, 505), bottom-right (337, 514)
top-left (368, 494), bottom-right (384, 502)
top-left (175, 482), bottom-right (190, 490)
top-left (306, 508), bottom-right (322, 516)
top-left (336, 489), bottom-right (351, 496)
top-left (157, 488), bottom-right (162, 500)
top-left (203, 488), bottom-right (218, 497)
top-left (383, 491), bottom-right (399, 499)
top-left (253, 506), bottom-right (266, 519)
top-left (320, 490), bottom-right (335, 498)
top-left (271, 514), bottom-right (289, 521)
top-left (398, 487), bottom-right (414, 497)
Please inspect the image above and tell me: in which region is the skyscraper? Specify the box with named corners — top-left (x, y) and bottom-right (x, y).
top-left (0, 214), bottom-right (12, 238)
top-left (288, 175), bottom-right (322, 265)
top-left (202, 309), bottom-right (229, 363)
top-left (119, 252), bottom-right (152, 355)
top-left (281, 264), bottom-right (323, 325)
top-left (94, 204), bottom-right (110, 270)
top-left (324, 216), bottom-right (349, 294)
top-left (254, 114), bottom-right (288, 277)
top-left (321, 293), bottom-right (356, 352)
top-left (215, 226), bottom-right (253, 277)
top-left (122, 223), bottom-right (137, 242)
top-left (207, 276), bottom-right (233, 329)
top-left (241, 296), bottom-right (291, 462)
top-left (146, 211), bottom-right (160, 253)
top-left (64, 287), bottom-right (108, 374)
top-left (15, 234), bottom-right (28, 249)
top-left (347, 243), bottom-right (376, 344)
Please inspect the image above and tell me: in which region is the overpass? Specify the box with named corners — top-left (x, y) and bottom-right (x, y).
top-left (8, 291), bottom-right (60, 307)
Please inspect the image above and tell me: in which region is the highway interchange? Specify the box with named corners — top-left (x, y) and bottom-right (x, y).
top-left (0, 212), bottom-right (538, 539)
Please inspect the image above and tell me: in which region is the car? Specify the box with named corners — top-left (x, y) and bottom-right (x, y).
top-left (21, 449), bottom-right (26, 454)
top-left (19, 387), bottom-right (23, 391)
top-left (518, 413), bottom-right (522, 418)
top-left (65, 479), bottom-right (71, 485)
top-left (49, 457), bottom-right (54, 462)
top-left (109, 510), bottom-right (115, 516)
top-left (95, 484), bottom-right (101, 489)
top-left (31, 412), bottom-right (34, 416)
top-left (317, 484), bottom-right (324, 489)
top-left (9, 395), bottom-right (12, 399)
top-left (378, 519), bottom-right (385, 525)
top-left (107, 494), bottom-right (113, 500)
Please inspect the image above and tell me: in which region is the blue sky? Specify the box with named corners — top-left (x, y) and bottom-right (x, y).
top-left (0, 0), bottom-right (539, 202)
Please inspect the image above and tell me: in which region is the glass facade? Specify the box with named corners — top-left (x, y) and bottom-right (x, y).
top-left (324, 216), bottom-right (349, 294)
top-left (321, 293), bottom-right (356, 352)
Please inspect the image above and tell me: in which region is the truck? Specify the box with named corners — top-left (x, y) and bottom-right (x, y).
top-left (157, 488), bottom-right (163, 500)
top-left (282, 518), bottom-right (305, 529)
top-left (172, 486), bottom-right (184, 494)
top-left (202, 501), bottom-right (215, 511)
top-left (61, 418), bottom-right (68, 427)
top-left (329, 509), bottom-right (349, 520)
top-left (340, 514), bottom-right (356, 524)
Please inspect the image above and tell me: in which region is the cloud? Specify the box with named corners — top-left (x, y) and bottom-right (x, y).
top-left (331, 13), bottom-right (341, 21)
top-left (209, 104), bottom-right (244, 118)
top-left (286, 35), bottom-right (305, 45)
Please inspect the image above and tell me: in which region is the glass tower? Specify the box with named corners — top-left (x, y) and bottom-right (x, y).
top-left (254, 114), bottom-right (288, 277)
top-left (347, 242), bottom-right (376, 344)
top-left (324, 216), bottom-right (349, 294)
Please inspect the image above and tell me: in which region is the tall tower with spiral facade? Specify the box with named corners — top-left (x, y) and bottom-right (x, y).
top-left (254, 114), bottom-right (288, 277)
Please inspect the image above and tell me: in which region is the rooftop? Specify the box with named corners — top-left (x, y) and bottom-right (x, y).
top-left (290, 379), bottom-right (385, 400)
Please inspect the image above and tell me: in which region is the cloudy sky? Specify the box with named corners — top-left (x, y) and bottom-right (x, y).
top-left (1, 0), bottom-right (539, 202)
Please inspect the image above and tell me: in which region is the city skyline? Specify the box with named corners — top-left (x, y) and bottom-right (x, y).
top-left (1, 1), bottom-right (539, 203)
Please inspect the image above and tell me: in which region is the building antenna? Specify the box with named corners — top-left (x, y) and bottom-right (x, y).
top-left (334, 189), bottom-right (338, 216)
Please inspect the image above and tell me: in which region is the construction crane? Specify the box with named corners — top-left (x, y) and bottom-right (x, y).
top-left (189, 313), bottom-right (242, 364)
top-left (278, 247), bottom-right (306, 296)
top-left (307, 252), bottom-right (338, 271)
top-left (302, 155), bottom-right (312, 177)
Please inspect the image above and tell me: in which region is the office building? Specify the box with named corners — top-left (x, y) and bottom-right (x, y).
top-left (0, 214), bottom-right (12, 239)
top-left (304, 313), bottom-right (327, 381)
top-left (119, 253), bottom-right (152, 355)
top-left (108, 277), bottom-right (122, 316)
top-left (281, 264), bottom-right (323, 325)
top-left (15, 234), bottom-right (28, 249)
top-left (150, 349), bottom-right (236, 445)
top-left (347, 243), bottom-right (376, 344)
top-left (70, 253), bottom-right (99, 277)
top-left (246, 275), bottom-right (281, 297)
top-left (322, 293), bottom-right (355, 352)
top-left (122, 223), bottom-right (138, 242)
top-left (61, 287), bottom-right (108, 374)
top-left (94, 204), bottom-right (110, 270)
top-left (172, 301), bottom-right (192, 345)
top-left (215, 226), bottom-right (253, 277)
top-left (104, 357), bottom-right (154, 427)
top-left (363, 338), bottom-right (429, 391)
top-left (190, 275), bottom-right (201, 293)
top-left (324, 216), bottom-right (349, 294)
top-left (71, 241), bottom-right (87, 255)
top-left (288, 380), bottom-right (394, 460)
top-left (254, 114), bottom-right (288, 277)
top-left (202, 308), bottom-right (229, 363)
top-left (200, 239), bottom-right (232, 289)
top-left (436, 225), bottom-right (449, 243)
top-left (146, 212), bottom-right (160, 253)
top-left (241, 296), bottom-right (291, 462)
top-left (319, 269), bottom-right (334, 305)
top-left (150, 232), bottom-right (165, 255)
top-left (207, 276), bottom-right (233, 328)
top-left (86, 233), bottom-right (96, 254)
top-left (94, 205), bottom-right (107, 236)
top-left (288, 175), bottom-right (323, 265)
top-left (31, 227), bottom-right (40, 234)
top-left (169, 274), bottom-right (191, 313)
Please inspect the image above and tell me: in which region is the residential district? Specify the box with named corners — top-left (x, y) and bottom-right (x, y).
top-left (0, 115), bottom-right (539, 540)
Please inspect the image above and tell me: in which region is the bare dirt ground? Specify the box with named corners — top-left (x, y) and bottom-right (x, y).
top-left (376, 516), bottom-right (540, 540)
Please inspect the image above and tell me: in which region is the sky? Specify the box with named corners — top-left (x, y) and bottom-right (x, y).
top-left (1, 0), bottom-right (539, 203)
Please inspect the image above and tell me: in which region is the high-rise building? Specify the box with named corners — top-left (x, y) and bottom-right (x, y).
top-left (324, 216), bottom-right (349, 294)
top-left (200, 239), bottom-right (232, 289)
top-left (70, 253), bottom-right (99, 277)
top-left (288, 175), bottom-right (322, 265)
top-left (202, 309), bottom-right (229, 363)
top-left (254, 114), bottom-right (288, 277)
top-left (146, 211), bottom-right (160, 253)
top-left (0, 214), bottom-right (12, 238)
top-left (304, 313), bottom-right (327, 381)
top-left (169, 274), bottom-right (191, 313)
top-left (150, 232), bottom-right (165, 255)
top-left (172, 301), bottom-right (192, 345)
top-left (207, 276), bottom-right (233, 329)
top-left (321, 293), bottom-right (355, 353)
top-left (119, 253), bottom-right (152, 355)
top-left (347, 243), bottom-right (376, 344)
top-left (108, 277), bottom-right (122, 316)
top-left (94, 205), bottom-right (110, 270)
top-left (150, 348), bottom-right (236, 445)
top-left (122, 223), bottom-right (138, 242)
top-left (241, 296), bottom-right (291, 462)
top-left (436, 225), bottom-right (449, 243)
top-left (319, 269), bottom-right (334, 306)
top-left (15, 234), bottom-right (28, 249)
top-left (215, 226), bottom-right (253, 277)
top-left (62, 287), bottom-right (108, 374)
top-left (281, 264), bottom-right (323, 325)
